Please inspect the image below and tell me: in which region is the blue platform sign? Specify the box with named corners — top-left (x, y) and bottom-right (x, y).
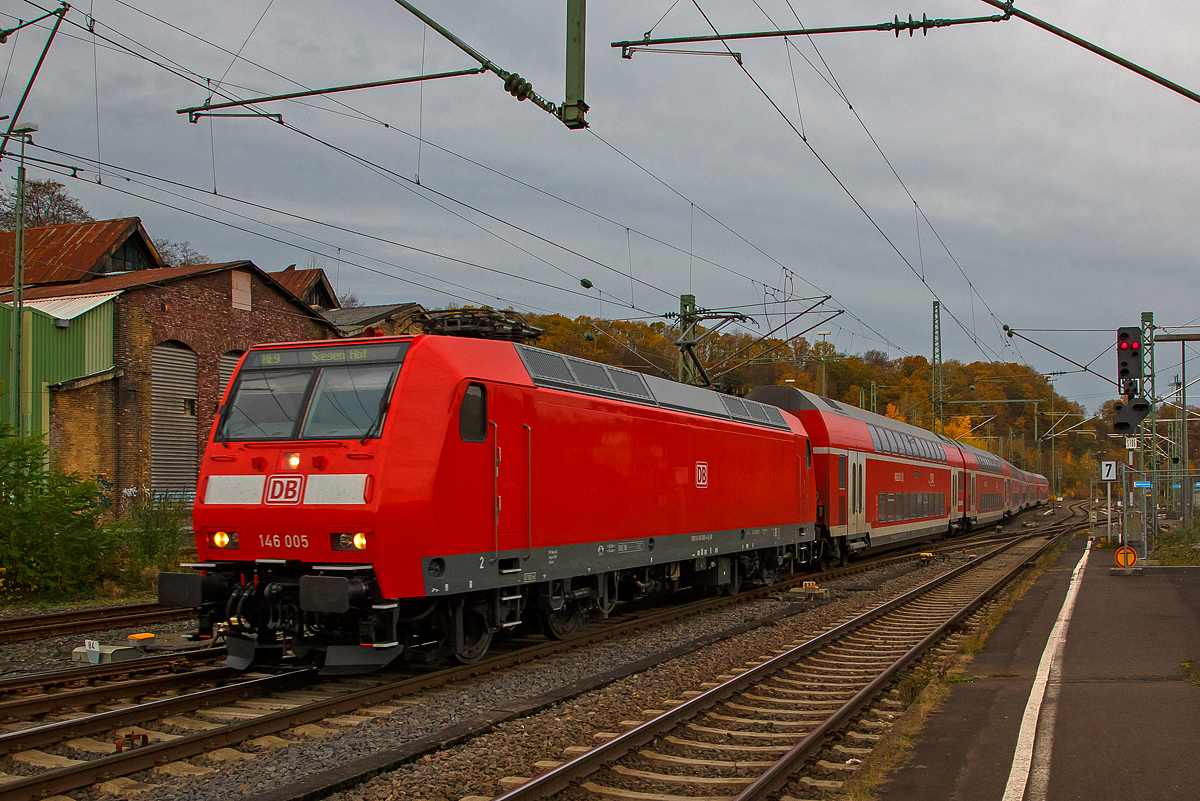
top-left (1133, 481), bottom-right (1152, 488)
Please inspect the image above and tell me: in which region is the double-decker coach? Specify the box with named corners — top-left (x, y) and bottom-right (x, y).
top-left (747, 386), bottom-right (1046, 557)
top-left (749, 386), bottom-right (959, 560)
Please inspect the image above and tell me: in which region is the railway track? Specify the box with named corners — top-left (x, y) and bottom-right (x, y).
top-left (0, 603), bottom-right (193, 645)
top-left (488, 515), bottom-right (1082, 801)
top-left (0, 506), bottom-right (1070, 799)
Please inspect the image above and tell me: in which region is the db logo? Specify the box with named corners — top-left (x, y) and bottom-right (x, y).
top-left (265, 475), bottom-right (304, 504)
top-left (695, 462), bottom-right (709, 488)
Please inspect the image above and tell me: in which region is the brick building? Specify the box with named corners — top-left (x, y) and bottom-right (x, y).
top-left (12, 262), bottom-right (338, 493)
top-left (2, 219), bottom-right (341, 494)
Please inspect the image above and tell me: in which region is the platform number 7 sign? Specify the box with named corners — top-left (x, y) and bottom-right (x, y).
top-left (1101, 461), bottom-right (1117, 482)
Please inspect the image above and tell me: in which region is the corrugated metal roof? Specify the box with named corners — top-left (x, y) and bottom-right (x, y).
top-left (268, 266), bottom-right (339, 310)
top-left (13, 262), bottom-right (242, 299)
top-left (19, 290), bottom-right (122, 320)
top-left (270, 266), bottom-right (318, 296)
top-left (0, 218), bottom-right (164, 285)
top-left (2, 260), bottom-right (338, 331)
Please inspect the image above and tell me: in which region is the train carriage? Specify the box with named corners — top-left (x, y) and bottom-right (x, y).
top-left (162, 333), bottom-right (1045, 673)
top-left (748, 386), bottom-right (958, 556)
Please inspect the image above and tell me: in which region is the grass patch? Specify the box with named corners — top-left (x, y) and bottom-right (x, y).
top-left (1182, 660), bottom-right (1200, 686)
top-left (842, 667), bottom-right (954, 801)
top-left (1152, 523), bottom-right (1200, 566)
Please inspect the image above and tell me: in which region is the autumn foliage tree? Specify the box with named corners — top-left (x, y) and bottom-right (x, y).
top-left (516, 309), bottom-right (1102, 495)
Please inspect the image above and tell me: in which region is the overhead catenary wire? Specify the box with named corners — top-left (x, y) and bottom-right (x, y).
top-left (703, 0), bottom-right (1012, 363)
top-left (16, 1), bottom-right (932, 363)
top-left (14, 0), bottom-right (874, 343)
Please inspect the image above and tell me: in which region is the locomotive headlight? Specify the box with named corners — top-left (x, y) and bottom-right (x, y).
top-left (334, 532), bottom-right (368, 551)
top-left (211, 531), bottom-right (238, 549)
top-left (283, 452), bottom-right (301, 469)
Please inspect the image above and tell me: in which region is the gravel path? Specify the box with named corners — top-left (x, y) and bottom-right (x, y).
top-left (6, 558), bottom-right (957, 801)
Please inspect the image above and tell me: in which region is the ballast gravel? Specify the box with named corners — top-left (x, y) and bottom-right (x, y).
top-left (0, 601), bottom-right (200, 678)
top-left (6, 558), bottom-right (966, 801)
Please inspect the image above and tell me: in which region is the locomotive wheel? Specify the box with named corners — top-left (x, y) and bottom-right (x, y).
top-left (453, 609), bottom-right (494, 664)
top-left (539, 601), bottom-right (582, 640)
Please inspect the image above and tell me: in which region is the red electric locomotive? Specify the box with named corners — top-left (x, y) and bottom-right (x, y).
top-left (159, 334), bottom-right (821, 672)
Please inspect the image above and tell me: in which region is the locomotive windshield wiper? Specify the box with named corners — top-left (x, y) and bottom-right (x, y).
top-left (360, 373), bottom-right (398, 444)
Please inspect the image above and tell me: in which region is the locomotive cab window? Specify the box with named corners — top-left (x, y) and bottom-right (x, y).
top-left (219, 342), bottom-right (408, 441)
top-left (459, 383), bottom-right (487, 443)
top-left (838, 455), bottom-right (847, 491)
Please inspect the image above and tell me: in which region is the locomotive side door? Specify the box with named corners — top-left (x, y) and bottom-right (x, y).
top-left (490, 385), bottom-right (530, 561)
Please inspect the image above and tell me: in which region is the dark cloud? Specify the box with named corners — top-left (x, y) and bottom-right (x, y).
top-left (3, 1), bottom-right (1197, 408)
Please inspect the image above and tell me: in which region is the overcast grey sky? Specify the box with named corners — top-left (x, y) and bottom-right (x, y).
top-left (3, 0), bottom-right (1198, 410)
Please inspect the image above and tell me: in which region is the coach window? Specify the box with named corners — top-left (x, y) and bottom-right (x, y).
top-left (459, 383), bottom-right (487, 442)
top-left (838, 455), bottom-right (847, 491)
top-left (805, 439), bottom-right (813, 468)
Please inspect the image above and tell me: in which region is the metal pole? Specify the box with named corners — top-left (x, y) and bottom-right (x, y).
top-left (1050, 391), bottom-right (1056, 498)
top-left (1106, 480), bottom-right (1112, 543)
top-left (13, 136), bottom-right (25, 436)
top-left (1034, 401), bottom-right (1041, 475)
top-left (1183, 341), bottom-right (1190, 526)
top-left (562, 0), bottom-right (588, 128)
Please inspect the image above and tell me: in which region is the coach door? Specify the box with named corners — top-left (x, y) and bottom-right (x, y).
top-left (490, 386), bottom-right (531, 564)
top-left (847, 450), bottom-right (867, 536)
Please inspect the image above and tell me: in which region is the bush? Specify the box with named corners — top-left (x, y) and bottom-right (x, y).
top-left (108, 489), bottom-right (189, 588)
top-left (1154, 523), bottom-right (1200, 566)
top-left (0, 430), bottom-right (115, 600)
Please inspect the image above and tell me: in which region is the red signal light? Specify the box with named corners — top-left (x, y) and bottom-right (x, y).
top-left (1120, 342), bottom-right (1129, 349)
top-left (1131, 341), bottom-right (1140, 349)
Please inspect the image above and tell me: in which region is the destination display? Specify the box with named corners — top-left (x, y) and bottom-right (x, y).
top-left (245, 343), bottom-right (408, 369)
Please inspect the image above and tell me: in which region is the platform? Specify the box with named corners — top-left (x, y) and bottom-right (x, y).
top-left (879, 535), bottom-right (1200, 801)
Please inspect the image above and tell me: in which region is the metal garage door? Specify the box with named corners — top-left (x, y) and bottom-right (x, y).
top-left (219, 351), bottom-right (244, 399)
top-left (151, 341), bottom-right (199, 494)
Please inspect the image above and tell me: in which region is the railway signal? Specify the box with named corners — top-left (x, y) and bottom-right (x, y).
top-left (1113, 395), bottom-right (1151, 433)
top-left (1116, 326), bottom-right (1143, 388)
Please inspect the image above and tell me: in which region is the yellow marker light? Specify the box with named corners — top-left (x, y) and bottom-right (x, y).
top-left (284, 452), bottom-right (301, 469)
top-left (213, 531), bottom-right (231, 548)
top-left (353, 532), bottom-right (368, 550)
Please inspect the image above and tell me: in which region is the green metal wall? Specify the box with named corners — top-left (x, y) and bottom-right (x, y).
top-left (0, 300), bottom-right (115, 436)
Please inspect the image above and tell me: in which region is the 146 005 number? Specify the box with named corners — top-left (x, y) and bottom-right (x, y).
top-left (258, 534), bottom-right (309, 548)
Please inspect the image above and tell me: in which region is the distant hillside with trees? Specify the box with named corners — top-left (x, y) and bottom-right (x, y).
top-left (523, 311), bottom-right (1180, 499)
